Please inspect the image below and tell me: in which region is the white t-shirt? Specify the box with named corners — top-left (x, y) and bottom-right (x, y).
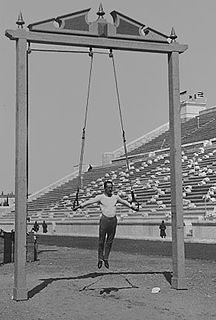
top-left (84, 194), bottom-right (120, 218)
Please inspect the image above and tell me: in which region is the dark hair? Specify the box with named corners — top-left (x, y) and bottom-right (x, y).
top-left (104, 180), bottom-right (113, 189)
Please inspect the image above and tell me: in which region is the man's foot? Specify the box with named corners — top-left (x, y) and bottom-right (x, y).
top-left (97, 260), bottom-right (103, 269)
top-left (103, 260), bottom-right (109, 269)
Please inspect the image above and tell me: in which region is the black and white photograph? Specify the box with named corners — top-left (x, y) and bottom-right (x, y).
top-left (0, 1), bottom-right (216, 319)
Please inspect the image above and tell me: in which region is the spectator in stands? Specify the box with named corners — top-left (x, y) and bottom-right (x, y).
top-left (159, 220), bottom-right (166, 238)
top-left (42, 220), bottom-right (48, 233)
top-left (32, 221), bottom-right (39, 233)
top-left (74, 180), bottom-right (139, 269)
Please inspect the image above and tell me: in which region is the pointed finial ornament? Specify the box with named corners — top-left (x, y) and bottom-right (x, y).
top-left (16, 11), bottom-right (25, 28)
top-left (97, 3), bottom-right (105, 18)
top-left (170, 27), bottom-right (177, 42)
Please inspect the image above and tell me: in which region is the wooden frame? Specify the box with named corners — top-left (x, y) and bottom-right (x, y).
top-left (5, 7), bottom-right (188, 300)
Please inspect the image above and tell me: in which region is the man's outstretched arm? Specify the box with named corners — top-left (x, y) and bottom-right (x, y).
top-left (117, 196), bottom-right (139, 211)
top-left (73, 195), bottom-right (100, 211)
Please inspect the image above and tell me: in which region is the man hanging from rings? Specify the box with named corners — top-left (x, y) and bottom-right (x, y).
top-left (74, 180), bottom-right (139, 269)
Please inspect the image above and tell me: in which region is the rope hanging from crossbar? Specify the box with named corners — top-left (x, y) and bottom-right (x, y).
top-left (109, 49), bottom-right (139, 208)
top-left (73, 48), bottom-right (94, 209)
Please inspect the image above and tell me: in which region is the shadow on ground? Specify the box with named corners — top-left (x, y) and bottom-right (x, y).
top-left (28, 270), bottom-right (172, 299)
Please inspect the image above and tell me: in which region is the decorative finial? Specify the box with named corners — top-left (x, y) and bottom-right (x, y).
top-left (170, 27), bottom-right (177, 42)
top-left (97, 3), bottom-right (105, 18)
top-left (16, 11), bottom-right (25, 28)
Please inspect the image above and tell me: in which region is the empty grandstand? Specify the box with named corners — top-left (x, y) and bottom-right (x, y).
top-left (27, 110), bottom-right (216, 215)
top-left (2, 103), bottom-right (216, 241)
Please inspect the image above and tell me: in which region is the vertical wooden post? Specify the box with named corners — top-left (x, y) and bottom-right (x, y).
top-left (168, 51), bottom-right (187, 289)
top-left (13, 37), bottom-right (28, 301)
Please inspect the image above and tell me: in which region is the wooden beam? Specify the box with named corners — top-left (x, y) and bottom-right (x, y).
top-left (5, 18), bottom-right (188, 297)
top-left (168, 51), bottom-right (187, 290)
top-left (5, 29), bottom-right (188, 54)
top-left (13, 37), bottom-right (28, 301)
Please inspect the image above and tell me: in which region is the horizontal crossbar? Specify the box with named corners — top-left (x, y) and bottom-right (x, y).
top-left (5, 29), bottom-right (188, 54)
top-left (29, 48), bottom-right (109, 54)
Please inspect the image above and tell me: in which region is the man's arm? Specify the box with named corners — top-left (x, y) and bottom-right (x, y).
top-left (116, 195), bottom-right (139, 211)
top-left (74, 195), bottom-right (100, 210)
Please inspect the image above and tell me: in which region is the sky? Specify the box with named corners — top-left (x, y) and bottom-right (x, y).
top-left (0, 0), bottom-right (216, 194)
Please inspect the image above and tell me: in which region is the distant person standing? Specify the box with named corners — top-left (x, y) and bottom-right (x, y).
top-left (159, 220), bottom-right (166, 238)
top-left (74, 180), bottom-right (139, 269)
top-left (42, 220), bottom-right (48, 233)
top-left (32, 220), bottom-right (39, 233)
top-left (52, 221), bottom-right (56, 233)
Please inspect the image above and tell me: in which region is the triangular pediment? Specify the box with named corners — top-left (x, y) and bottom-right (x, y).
top-left (110, 11), bottom-right (169, 42)
top-left (28, 8), bottom-right (92, 35)
top-left (27, 7), bottom-right (170, 43)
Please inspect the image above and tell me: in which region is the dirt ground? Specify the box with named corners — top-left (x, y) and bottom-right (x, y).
top-left (0, 245), bottom-right (216, 320)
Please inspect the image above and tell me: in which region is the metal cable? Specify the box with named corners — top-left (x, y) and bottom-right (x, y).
top-left (109, 52), bottom-right (132, 188)
top-left (109, 50), bottom-right (139, 206)
top-left (74, 49), bottom-right (94, 208)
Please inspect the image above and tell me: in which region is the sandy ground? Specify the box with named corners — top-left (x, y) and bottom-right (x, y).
top-left (1, 245), bottom-right (216, 320)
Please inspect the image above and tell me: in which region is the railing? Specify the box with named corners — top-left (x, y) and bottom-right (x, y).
top-left (105, 122), bottom-right (169, 161)
top-left (28, 170), bottom-right (79, 202)
top-left (8, 169), bottom-right (80, 213)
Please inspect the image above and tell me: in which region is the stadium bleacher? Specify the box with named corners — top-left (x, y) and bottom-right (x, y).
top-left (17, 107), bottom-right (216, 224)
